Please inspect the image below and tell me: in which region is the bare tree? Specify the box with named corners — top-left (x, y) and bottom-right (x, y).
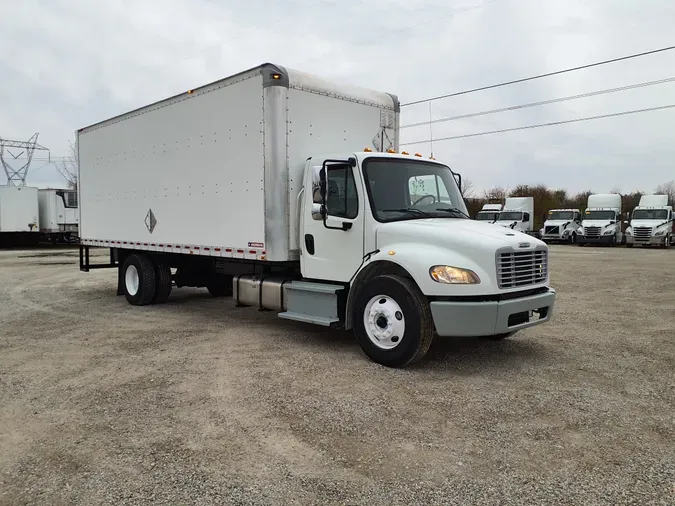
top-left (57, 140), bottom-right (78, 190)
top-left (655, 180), bottom-right (675, 205)
top-left (483, 186), bottom-right (507, 201)
top-left (460, 177), bottom-right (475, 198)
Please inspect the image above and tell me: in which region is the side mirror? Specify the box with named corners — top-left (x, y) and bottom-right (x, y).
top-left (523, 212), bottom-right (530, 222)
top-left (452, 171), bottom-right (463, 195)
top-left (311, 203), bottom-right (325, 221)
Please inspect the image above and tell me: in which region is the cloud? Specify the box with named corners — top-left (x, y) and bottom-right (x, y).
top-left (2, 0), bottom-right (675, 194)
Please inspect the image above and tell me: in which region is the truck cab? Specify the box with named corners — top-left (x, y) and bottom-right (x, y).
top-left (475, 203), bottom-right (502, 223)
top-left (577, 194), bottom-right (623, 246)
top-left (495, 197), bottom-right (534, 234)
top-left (296, 151), bottom-right (555, 366)
top-left (540, 209), bottom-right (582, 244)
top-left (625, 195), bottom-right (673, 248)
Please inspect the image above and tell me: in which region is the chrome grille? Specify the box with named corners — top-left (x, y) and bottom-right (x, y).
top-left (633, 227), bottom-right (651, 241)
top-left (497, 249), bottom-right (548, 289)
top-left (584, 226), bottom-right (601, 239)
top-left (544, 226), bottom-right (559, 235)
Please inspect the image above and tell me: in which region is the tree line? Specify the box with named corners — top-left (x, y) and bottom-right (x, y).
top-left (462, 180), bottom-right (675, 230)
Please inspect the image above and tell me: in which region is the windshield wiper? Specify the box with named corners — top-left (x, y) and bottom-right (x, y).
top-left (435, 207), bottom-right (470, 219)
top-left (382, 208), bottom-right (435, 218)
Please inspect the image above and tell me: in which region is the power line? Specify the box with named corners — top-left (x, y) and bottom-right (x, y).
top-left (402, 44), bottom-right (675, 107)
top-left (401, 76), bottom-right (675, 129)
top-left (400, 103), bottom-right (675, 145)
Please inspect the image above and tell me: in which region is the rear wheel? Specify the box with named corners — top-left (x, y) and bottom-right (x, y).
top-left (152, 262), bottom-right (173, 303)
top-left (122, 254), bottom-right (156, 306)
top-left (353, 274), bottom-right (434, 368)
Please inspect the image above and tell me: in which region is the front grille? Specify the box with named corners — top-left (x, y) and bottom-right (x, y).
top-left (544, 226), bottom-right (559, 235)
top-left (584, 226), bottom-right (601, 239)
top-left (633, 227), bottom-right (651, 241)
top-left (497, 249), bottom-right (548, 289)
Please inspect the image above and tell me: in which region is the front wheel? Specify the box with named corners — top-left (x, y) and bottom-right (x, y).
top-left (353, 274), bottom-right (434, 368)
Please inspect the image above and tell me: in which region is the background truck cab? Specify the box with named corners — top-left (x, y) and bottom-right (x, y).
top-left (495, 197), bottom-right (534, 233)
top-left (577, 193), bottom-right (623, 246)
top-left (540, 209), bottom-right (582, 244)
top-left (625, 194), bottom-right (673, 248)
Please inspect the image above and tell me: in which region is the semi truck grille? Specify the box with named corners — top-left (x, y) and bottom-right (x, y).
top-left (497, 249), bottom-right (548, 289)
top-left (584, 226), bottom-right (601, 239)
top-left (544, 226), bottom-right (559, 235)
top-left (633, 227), bottom-right (651, 241)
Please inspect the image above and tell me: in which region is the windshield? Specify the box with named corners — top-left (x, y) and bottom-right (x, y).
top-left (584, 210), bottom-right (616, 221)
top-left (632, 209), bottom-right (669, 220)
top-left (548, 211), bottom-right (574, 221)
top-left (498, 211), bottom-right (523, 221)
top-left (362, 158), bottom-right (469, 222)
top-left (476, 212), bottom-right (499, 221)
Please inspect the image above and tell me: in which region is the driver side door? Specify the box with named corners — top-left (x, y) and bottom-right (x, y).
top-left (301, 160), bottom-right (365, 282)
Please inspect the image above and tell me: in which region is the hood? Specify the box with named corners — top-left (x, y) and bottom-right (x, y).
top-left (629, 219), bottom-right (670, 229)
top-left (581, 220), bottom-right (618, 228)
top-left (376, 218), bottom-right (543, 251)
top-left (544, 219), bottom-right (572, 227)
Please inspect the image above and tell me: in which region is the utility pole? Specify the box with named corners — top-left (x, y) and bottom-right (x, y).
top-left (0, 133), bottom-right (50, 186)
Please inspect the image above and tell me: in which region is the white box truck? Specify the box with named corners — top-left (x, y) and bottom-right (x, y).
top-left (625, 194), bottom-right (673, 248)
top-left (475, 203), bottom-right (502, 223)
top-left (577, 194), bottom-right (623, 246)
top-left (77, 63), bottom-right (556, 367)
top-left (540, 209), bottom-right (582, 244)
top-left (495, 197), bottom-right (534, 234)
top-left (0, 185), bottom-right (39, 245)
top-left (38, 188), bottom-right (79, 243)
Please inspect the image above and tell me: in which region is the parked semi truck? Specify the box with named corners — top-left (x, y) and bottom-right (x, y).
top-left (540, 209), bottom-right (582, 244)
top-left (495, 197), bottom-right (534, 234)
top-left (475, 203), bottom-right (502, 223)
top-left (38, 188), bottom-right (79, 243)
top-left (577, 194), bottom-right (623, 246)
top-left (625, 194), bottom-right (673, 248)
top-left (77, 63), bottom-right (556, 367)
top-left (0, 186), bottom-right (39, 245)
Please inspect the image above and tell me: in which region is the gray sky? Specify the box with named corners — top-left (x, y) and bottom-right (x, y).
top-left (2, 0), bottom-right (675, 195)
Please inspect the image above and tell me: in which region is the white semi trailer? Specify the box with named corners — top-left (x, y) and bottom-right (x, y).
top-left (625, 194), bottom-right (673, 248)
top-left (0, 186), bottom-right (39, 245)
top-left (577, 194), bottom-right (623, 246)
top-left (475, 203), bottom-right (502, 223)
top-left (540, 209), bottom-right (582, 244)
top-left (38, 188), bottom-right (79, 243)
top-left (77, 63), bottom-right (556, 367)
top-left (496, 197), bottom-right (534, 234)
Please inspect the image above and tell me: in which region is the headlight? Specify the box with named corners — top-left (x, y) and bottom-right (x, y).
top-left (429, 265), bottom-right (480, 284)
top-left (603, 229), bottom-right (614, 235)
top-left (655, 230), bottom-right (665, 236)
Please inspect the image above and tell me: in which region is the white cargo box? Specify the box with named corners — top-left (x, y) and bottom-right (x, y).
top-left (77, 63), bottom-right (399, 262)
top-left (0, 186), bottom-right (39, 233)
top-left (38, 188), bottom-right (79, 233)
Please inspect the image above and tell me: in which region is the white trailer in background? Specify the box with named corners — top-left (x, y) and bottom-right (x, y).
top-left (38, 188), bottom-right (79, 243)
top-left (540, 209), bottom-right (582, 244)
top-left (625, 194), bottom-right (673, 248)
top-left (77, 62), bottom-right (555, 368)
top-left (475, 203), bottom-right (502, 223)
top-left (577, 194), bottom-right (623, 246)
top-left (0, 186), bottom-right (39, 245)
top-left (495, 197), bottom-right (534, 234)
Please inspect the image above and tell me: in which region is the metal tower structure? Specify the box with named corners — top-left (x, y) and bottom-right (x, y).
top-left (0, 133), bottom-right (50, 186)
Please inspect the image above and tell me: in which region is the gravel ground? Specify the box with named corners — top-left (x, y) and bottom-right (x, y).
top-left (0, 245), bottom-right (674, 505)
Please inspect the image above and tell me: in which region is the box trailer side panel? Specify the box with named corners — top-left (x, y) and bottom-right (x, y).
top-left (77, 69), bottom-right (266, 256)
top-left (38, 189), bottom-right (58, 232)
top-left (0, 186), bottom-right (39, 233)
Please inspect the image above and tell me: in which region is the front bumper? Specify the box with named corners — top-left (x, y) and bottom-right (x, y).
top-left (626, 235), bottom-right (666, 245)
top-left (429, 288), bottom-right (556, 337)
top-left (577, 234), bottom-right (614, 244)
top-left (541, 234), bottom-right (569, 242)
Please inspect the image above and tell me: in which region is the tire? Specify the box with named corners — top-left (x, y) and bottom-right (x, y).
top-left (570, 233), bottom-right (577, 245)
top-left (207, 279), bottom-right (233, 297)
top-left (152, 262), bottom-right (172, 304)
top-left (483, 331), bottom-right (518, 341)
top-left (352, 274), bottom-right (434, 368)
top-left (121, 253), bottom-right (156, 306)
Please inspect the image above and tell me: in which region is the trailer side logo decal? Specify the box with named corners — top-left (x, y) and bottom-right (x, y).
top-left (248, 242), bottom-right (264, 248)
top-left (145, 209), bottom-right (157, 233)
